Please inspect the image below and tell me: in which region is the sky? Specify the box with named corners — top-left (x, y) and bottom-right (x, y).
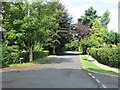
top-left (60, 0), bottom-right (119, 32)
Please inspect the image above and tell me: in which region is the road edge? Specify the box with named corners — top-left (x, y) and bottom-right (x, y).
top-left (79, 55), bottom-right (119, 77)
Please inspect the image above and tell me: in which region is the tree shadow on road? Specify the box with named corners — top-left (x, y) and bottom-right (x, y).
top-left (57, 52), bottom-right (81, 56)
top-left (45, 52), bottom-right (81, 64)
top-left (45, 57), bottom-right (73, 64)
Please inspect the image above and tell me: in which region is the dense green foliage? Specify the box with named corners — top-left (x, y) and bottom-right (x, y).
top-left (78, 7), bottom-right (98, 28)
top-left (100, 10), bottom-right (110, 29)
top-left (102, 31), bottom-right (120, 44)
top-left (80, 19), bottom-right (105, 54)
top-left (1, 1), bottom-right (72, 66)
top-left (89, 19), bottom-right (105, 46)
top-left (43, 3), bottom-right (72, 55)
top-left (2, 43), bottom-right (20, 66)
top-left (2, 2), bottom-right (60, 62)
top-left (80, 39), bottom-right (100, 54)
top-left (19, 50), bottom-right (49, 63)
top-left (65, 40), bottom-right (79, 51)
top-left (2, 45), bottom-right (49, 67)
top-left (89, 48), bottom-right (120, 68)
top-left (77, 7), bottom-right (120, 56)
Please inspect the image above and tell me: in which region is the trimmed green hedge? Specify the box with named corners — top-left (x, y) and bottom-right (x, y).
top-left (89, 48), bottom-right (120, 68)
top-left (19, 50), bottom-right (49, 63)
top-left (2, 44), bottom-right (49, 66)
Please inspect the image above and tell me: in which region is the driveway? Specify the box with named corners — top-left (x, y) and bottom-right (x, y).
top-left (2, 52), bottom-right (119, 88)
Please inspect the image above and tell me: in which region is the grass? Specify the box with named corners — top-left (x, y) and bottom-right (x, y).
top-left (10, 55), bottom-right (56, 66)
top-left (80, 55), bottom-right (120, 76)
top-left (65, 51), bottom-right (75, 53)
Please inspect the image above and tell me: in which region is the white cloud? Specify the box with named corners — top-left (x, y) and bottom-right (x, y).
top-left (67, 7), bottom-right (84, 23)
top-left (60, 0), bottom-right (71, 6)
top-left (59, 0), bottom-right (118, 32)
top-left (102, 0), bottom-right (119, 4)
top-left (96, 8), bottom-right (118, 32)
top-left (108, 8), bottom-right (118, 32)
top-left (75, 0), bottom-right (119, 4)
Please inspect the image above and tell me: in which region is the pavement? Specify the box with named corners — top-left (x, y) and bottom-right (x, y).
top-left (2, 52), bottom-right (119, 88)
top-left (85, 55), bottom-right (119, 73)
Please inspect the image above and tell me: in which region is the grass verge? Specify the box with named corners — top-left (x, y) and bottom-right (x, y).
top-left (65, 51), bottom-right (74, 53)
top-left (10, 55), bottom-right (56, 66)
top-left (80, 55), bottom-right (120, 76)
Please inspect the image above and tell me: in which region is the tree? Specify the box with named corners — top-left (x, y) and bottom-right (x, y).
top-left (80, 39), bottom-right (99, 54)
top-left (43, 2), bottom-right (72, 55)
top-left (2, 1), bottom-right (61, 62)
top-left (21, 2), bottom-right (60, 61)
top-left (78, 7), bottom-right (98, 28)
top-left (89, 19), bottom-right (105, 47)
top-left (75, 23), bottom-right (91, 40)
top-left (102, 31), bottom-right (120, 45)
top-left (80, 19), bottom-right (107, 54)
top-left (100, 10), bottom-right (110, 29)
top-left (55, 3), bottom-right (72, 54)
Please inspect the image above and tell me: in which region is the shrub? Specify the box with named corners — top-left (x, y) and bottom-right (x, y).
top-left (2, 43), bottom-right (10, 66)
top-left (80, 39), bottom-right (100, 54)
top-left (33, 50), bottom-right (49, 60)
top-left (2, 43), bottom-right (49, 66)
top-left (89, 48), bottom-right (120, 68)
top-left (19, 50), bottom-right (49, 63)
top-left (2, 44), bottom-right (20, 67)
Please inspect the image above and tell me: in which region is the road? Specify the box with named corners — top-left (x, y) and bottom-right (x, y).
top-left (2, 52), bottom-right (119, 88)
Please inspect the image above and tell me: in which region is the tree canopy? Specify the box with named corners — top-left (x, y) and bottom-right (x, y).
top-left (2, 1), bottom-right (64, 62)
top-left (100, 10), bottom-right (110, 29)
top-left (78, 7), bottom-right (98, 28)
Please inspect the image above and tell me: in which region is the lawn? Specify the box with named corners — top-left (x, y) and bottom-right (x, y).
top-left (80, 55), bottom-right (120, 76)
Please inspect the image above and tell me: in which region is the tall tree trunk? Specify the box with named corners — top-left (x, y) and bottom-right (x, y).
top-left (53, 47), bottom-right (56, 55)
top-left (28, 43), bottom-right (33, 62)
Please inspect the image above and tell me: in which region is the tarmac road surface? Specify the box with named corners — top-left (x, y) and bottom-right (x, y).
top-left (2, 52), bottom-right (119, 88)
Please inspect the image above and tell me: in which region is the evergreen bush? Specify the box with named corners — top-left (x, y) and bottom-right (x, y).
top-left (89, 48), bottom-right (120, 68)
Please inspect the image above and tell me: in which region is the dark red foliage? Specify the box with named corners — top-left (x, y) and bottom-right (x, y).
top-left (74, 23), bottom-right (91, 40)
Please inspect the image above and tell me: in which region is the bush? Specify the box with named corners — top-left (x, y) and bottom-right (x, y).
top-left (80, 39), bottom-right (100, 54)
top-left (65, 40), bottom-right (79, 51)
top-left (2, 44), bottom-right (20, 67)
top-left (2, 43), bottom-right (49, 66)
top-left (33, 50), bottom-right (49, 60)
top-left (89, 48), bottom-right (120, 68)
top-left (19, 50), bottom-right (49, 63)
top-left (2, 43), bottom-right (10, 66)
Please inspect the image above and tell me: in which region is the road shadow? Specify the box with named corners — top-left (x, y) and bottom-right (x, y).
top-left (57, 51), bottom-right (81, 56)
top-left (45, 52), bottom-right (80, 64)
top-left (65, 52), bottom-right (80, 55)
top-left (45, 57), bottom-right (73, 64)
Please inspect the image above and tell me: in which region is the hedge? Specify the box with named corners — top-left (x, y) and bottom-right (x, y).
top-left (19, 50), bottom-right (49, 63)
top-left (89, 48), bottom-right (120, 68)
top-left (2, 45), bottom-right (49, 66)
